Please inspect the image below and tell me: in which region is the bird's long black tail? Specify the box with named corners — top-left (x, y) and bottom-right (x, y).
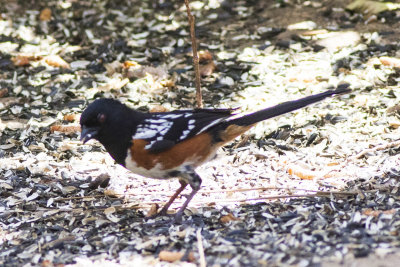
top-left (226, 87), bottom-right (350, 127)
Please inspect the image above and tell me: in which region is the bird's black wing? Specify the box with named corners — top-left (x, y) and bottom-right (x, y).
top-left (132, 108), bottom-right (236, 153)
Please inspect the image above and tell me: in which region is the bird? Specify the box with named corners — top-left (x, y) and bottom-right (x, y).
top-left (80, 86), bottom-right (350, 223)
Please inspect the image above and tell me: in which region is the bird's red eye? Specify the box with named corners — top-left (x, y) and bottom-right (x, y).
top-left (97, 113), bottom-right (106, 123)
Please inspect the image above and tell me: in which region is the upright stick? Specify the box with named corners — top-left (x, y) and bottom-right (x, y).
top-left (184, 0), bottom-right (203, 108)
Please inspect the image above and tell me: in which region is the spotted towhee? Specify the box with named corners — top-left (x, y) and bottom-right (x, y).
top-left (80, 86), bottom-right (350, 222)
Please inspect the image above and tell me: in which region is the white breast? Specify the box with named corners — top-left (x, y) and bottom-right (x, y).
top-left (124, 152), bottom-right (168, 179)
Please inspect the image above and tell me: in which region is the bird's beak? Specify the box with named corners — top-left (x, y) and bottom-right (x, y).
top-left (80, 126), bottom-right (99, 144)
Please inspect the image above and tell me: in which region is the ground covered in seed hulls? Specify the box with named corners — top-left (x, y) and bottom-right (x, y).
top-left (1, 0), bottom-right (400, 266)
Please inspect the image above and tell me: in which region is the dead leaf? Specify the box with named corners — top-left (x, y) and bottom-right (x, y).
top-left (146, 203), bottom-right (159, 217)
top-left (327, 162), bottom-right (340, 166)
top-left (187, 252), bottom-right (196, 262)
top-left (44, 55), bottom-right (70, 69)
top-left (159, 251), bottom-right (184, 262)
top-left (63, 114), bottom-right (80, 122)
top-left (0, 88), bottom-right (8, 98)
top-left (104, 189), bottom-right (120, 198)
top-left (159, 79), bottom-right (175, 88)
top-left (123, 60), bottom-right (140, 68)
top-left (150, 106), bottom-right (169, 113)
top-left (287, 165), bottom-right (316, 180)
top-left (41, 259), bottom-right (56, 267)
top-left (50, 124), bottom-right (81, 134)
top-left (39, 8), bottom-right (52, 21)
top-left (198, 50), bottom-right (213, 63)
top-left (200, 61), bottom-right (216, 76)
top-left (379, 56), bottom-right (400, 68)
top-left (11, 55), bottom-right (32, 67)
top-left (363, 208), bottom-right (396, 217)
top-left (220, 213), bottom-right (240, 224)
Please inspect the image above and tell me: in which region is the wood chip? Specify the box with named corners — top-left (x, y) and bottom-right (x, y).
top-left (149, 106), bottom-right (169, 113)
top-left (198, 50), bottom-right (213, 62)
top-left (11, 55), bottom-right (32, 66)
top-left (200, 61), bottom-right (216, 76)
top-left (363, 208), bottom-right (396, 217)
top-left (44, 55), bottom-right (70, 69)
top-left (379, 56), bottom-right (400, 68)
top-left (0, 88), bottom-right (8, 98)
top-left (145, 203), bottom-right (159, 217)
top-left (39, 8), bottom-right (52, 21)
top-left (63, 114), bottom-right (80, 122)
top-left (50, 124), bottom-right (81, 134)
top-left (220, 213), bottom-right (240, 223)
top-left (287, 165), bottom-right (316, 180)
top-left (159, 251), bottom-right (184, 262)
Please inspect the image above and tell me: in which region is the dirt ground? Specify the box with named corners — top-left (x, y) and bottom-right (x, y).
top-left (1, 0), bottom-right (400, 266)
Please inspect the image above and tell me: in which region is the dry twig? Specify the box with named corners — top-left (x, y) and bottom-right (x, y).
top-left (184, 0), bottom-right (203, 108)
top-left (350, 139), bottom-right (400, 160)
top-left (53, 186), bottom-right (372, 203)
top-left (197, 229), bottom-right (207, 267)
top-left (9, 188), bottom-right (382, 219)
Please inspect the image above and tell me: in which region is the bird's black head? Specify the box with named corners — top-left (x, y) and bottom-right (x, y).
top-left (80, 98), bottom-right (125, 143)
top-left (80, 98), bottom-right (143, 164)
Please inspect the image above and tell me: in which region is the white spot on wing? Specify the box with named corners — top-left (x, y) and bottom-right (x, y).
top-left (146, 119), bottom-right (169, 124)
top-left (148, 124), bottom-right (163, 129)
top-left (157, 114), bottom-right (182, 119)
top-left (133, 119), bottom-right (174, 140)
top-left (198, 118), bottom-right (225, 133)
top-left (133, 128), bottom-right (159, 139)
top-left (160, 128), bottom-right (169, 135)
top-left (180, 129), bottom-right (191, 140)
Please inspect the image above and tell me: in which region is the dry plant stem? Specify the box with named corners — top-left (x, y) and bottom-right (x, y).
top-left (350, 139), bottom-right (400, 160)
top-left (9, 189), bottom-right (382, 216)
top-left (197, 229), bottom-right (207, 267)
top-left (53, 187), bottom-right (377, 203)
top-left (184, 0), bottom-right (203, 108)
